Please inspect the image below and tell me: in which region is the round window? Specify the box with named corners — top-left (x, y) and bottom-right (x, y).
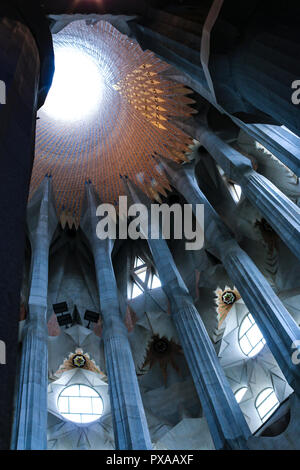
top-left (57, 384), bottom-right (103, 424)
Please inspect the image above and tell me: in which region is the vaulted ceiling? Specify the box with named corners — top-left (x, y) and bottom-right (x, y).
top-left (31, 20), bottom-right (195, 222)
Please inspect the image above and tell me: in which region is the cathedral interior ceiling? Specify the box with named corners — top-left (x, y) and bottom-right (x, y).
top-left (31, 20), bottom-right (196, 223)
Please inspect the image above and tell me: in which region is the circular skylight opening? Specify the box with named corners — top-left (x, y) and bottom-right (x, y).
top-left (42, 45), bottom-right (104, 121)
top-left (238, 313), bottom-right (266, 357)
top-left (57, 384), bottom-right (103, 424)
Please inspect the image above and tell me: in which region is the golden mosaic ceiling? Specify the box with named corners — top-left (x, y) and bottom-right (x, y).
top-left (30, 20), bottom-right (196, 220)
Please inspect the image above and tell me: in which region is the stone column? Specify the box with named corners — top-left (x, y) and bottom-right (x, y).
top-left (235, 123), bottom-right (300, 178)
top-left (81, 182), bottom-right (152, 450)
top-left (12, 176), bottom-right (57, 449)
top-left (0, 3), bottom-right (54, 449)
top-left (161, 160), bottom-right (300, 396)
top-left (125, 180), bottom-right (251, 450)
top-left (181, 121), bottom-right (300, 262)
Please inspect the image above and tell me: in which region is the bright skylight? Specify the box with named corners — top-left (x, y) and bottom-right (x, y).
top-left (57, 384), bottom-right (103, 424)
top-left (42, 45), bottom-right (104, 122)
top-left (136, 268), bottom-right (147, 284)
top-left (235, 387), bottom-right (248, 404)
top-left (238, 313), bottom-right (266, 357)
top-left (256, 388), bottom-right (279, 423)
top-left (134, 257), bottom-right (144, 268)
top-left (130, 257), bottom-right (162, 299)
top-left (151, 274), bottom-right (161, 289)
top-left (131, 282), bottom-right (143, 299)
top-left (232, 184), bottom-right (242, 202)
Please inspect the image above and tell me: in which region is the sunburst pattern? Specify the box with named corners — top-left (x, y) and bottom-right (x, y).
top-left (215, 286), bottom-right (241, 327)
top-left (139, 334), bottom-right (183, 384)
top-left (30, 20), bottom-right (195, 221)
top-left (54, 348), bottom-right (105, 377)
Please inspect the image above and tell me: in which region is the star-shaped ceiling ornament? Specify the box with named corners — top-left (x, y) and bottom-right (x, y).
top-left (54, 348), bottom-right (106, 379)
top-left (139, 334), bottom-right (183, 384)
top-left (215, 286), bottom-right (241, 327)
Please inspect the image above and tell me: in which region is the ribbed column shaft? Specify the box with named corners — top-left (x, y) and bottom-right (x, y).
top-left (125, 181), bottom-right (251, 449)
top-left (221, 244), bottom-right (300, 394)
top-left (12, 178), bottom-right (56, 450)
top-left (234, 123), bottom-right (300, 178)
top-left (81, 183), bottom-right (152, 450)
top-left (94, 241), bottom-right (151, 450)
top-left (164, 162), bottom-right (300, 395)
top-left (147, 235), bottom-right (251, 449)
top-left (173, 303), bottom-right (250, 450)
top-left (104, 335), bottom-right (151, 450)
top-left (13, 309), bottom-right (48, 450)
top-left (198, 126), bottom-right (300, 261)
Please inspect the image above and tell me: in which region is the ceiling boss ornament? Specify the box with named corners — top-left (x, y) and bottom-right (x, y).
top-left (139, 334), bottom-right (183, 384)
top-left (215, 286), bottom-right (241, 327)
top-left (72, 354), bottom-right (86, 368)
top-left (54, 348), bottom-right (105, 377)
top-left (31, 20), bottom-right (196, 223)
top-left (222, 291), bottom-right (236, 305)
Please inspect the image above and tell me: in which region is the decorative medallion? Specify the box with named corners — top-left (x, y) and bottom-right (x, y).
top-left (222, 291), bottom-right (236, 305)
top-left (72, 354), bottom-right (86, 368)
top-left (215, 286), bottom-right (241, 327)
top-left (55, 348), bottom-right (105, 378)
top-left (139, 334), bottom-right (183, 384)
top-left (153, 337), bottom-right (169, 354)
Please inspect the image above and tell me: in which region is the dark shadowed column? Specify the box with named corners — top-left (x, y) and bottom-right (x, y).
top-left (12, 177), bottom-right (57, 449)
top-left (0, 1), bottom-right (54, 450)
